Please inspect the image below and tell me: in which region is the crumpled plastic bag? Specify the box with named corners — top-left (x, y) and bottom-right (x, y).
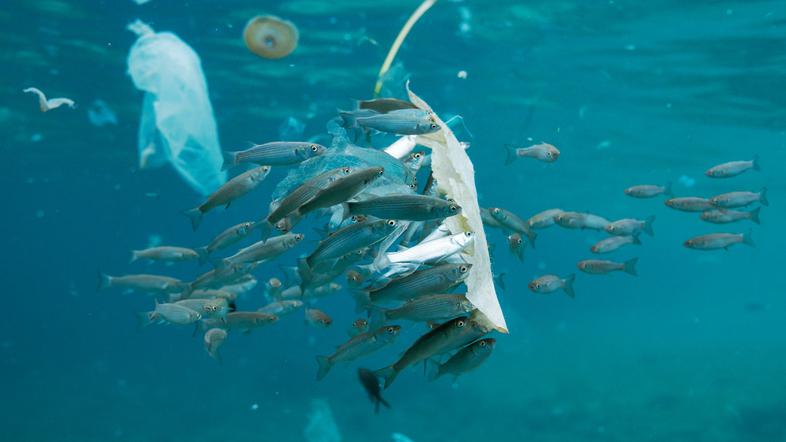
top-left (127, 20), bottom-right (226, 196)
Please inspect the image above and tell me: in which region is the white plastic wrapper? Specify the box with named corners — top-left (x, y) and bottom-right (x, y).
top-left (407, 82), bottom-right (508, 333)
top-left (127, 20), bottom-right (226, 196)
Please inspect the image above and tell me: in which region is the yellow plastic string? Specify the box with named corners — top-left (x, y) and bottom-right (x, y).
top-left (373, 0), bottom-right (438, 97)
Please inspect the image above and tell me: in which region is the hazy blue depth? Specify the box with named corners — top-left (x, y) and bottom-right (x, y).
top-left (2, 1), bottom-right (786, 441)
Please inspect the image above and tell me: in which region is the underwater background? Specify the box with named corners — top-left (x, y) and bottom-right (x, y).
top-left (2, 1), bottom-right (786, 441)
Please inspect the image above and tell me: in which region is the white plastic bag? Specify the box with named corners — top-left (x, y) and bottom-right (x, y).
top-left (127, 20), bottom-right (226, 196)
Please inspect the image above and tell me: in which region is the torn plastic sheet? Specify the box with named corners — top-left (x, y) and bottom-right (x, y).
top-left (406, 82), bottom-right (507, 333)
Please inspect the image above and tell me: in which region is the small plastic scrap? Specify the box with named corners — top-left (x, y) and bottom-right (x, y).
top-left (23, 87), bottom-right (75, 112)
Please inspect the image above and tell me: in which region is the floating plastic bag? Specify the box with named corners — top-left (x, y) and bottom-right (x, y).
top-left (127, 20), bottom-right (226, 196)
top-left (406, 82), bottom-right (507, 333)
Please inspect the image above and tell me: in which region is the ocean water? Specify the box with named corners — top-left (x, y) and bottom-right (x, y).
top-left (3, 1), bottom-right (786, 441)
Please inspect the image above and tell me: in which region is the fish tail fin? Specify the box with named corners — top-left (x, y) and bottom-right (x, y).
top-left (129, 251), bottom-right (139, 263)
top-left (315, 356), bottom-right (333, 381)
top-left (504, 144), bottom-right (517, 165)
top-left (526, 229), bottom-right (537, 248)
top-left (563, 274), bottom-right (576, 298)
top-left (183, 208), bottom-right (203, 231)
top-left (632, 233), bottom-right (642, 245)
top-left (297, 258), bottom-right (314, 288)
top-left (375, 366), bottom-right (399, 389)
top-left (752, 154), bottom-right (760, 171)
top-left (426, 359), bottom-right (441, 382)
top-left (759, 187), bottom-right (768, 206)
top-left (494, 272), bottom-right (506, 291)
top-left (195, 246), bottom-right (209, 265)
top-left (623, 257), bottom-right (639, 276)
top-left (663, 181), bottom-right (674, 197)
top-left (221, 151), bottom-right (238, 171)
top-left (351, 290), bottom-right (372, 314)
top-left (742, 229), bottom-right (755, 247)
top-left (750, 206), bottom-right (761, 225)
top-left (644, 215), bottom-right (656, 237)
top-left (97, 270), bottom-right (112, 291)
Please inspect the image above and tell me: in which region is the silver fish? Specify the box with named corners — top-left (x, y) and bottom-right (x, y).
top-left (710, 188), bottom-right (768, 208)
top-left (577, 258), bottom-right (638, 276)
top-left (304, 219), bottom-right (397, 268)
top-left (362, 263), bottom-right (472, 307)
top-left (196, 221), bottom-right (255, 263)
top-left (358, 97), bottom-right (418, 113)
top-left (222, 142), bottom-right (325, 169)
top-left (429, 338), bottom-right (496, 381)
top-left (376, 313), bottom-right (490, 388)
top-left (555, 211), bottom-right (610, 231)
top-left (221, 233), bottom-right (304, 267)
top-left (139, 302), bottom-right (201, 326)
top-left (316, 325), bottom-right (402, 380)
top-left (258, 300), bottom-right (304, 316)
top-left (297, 167), bottom-right (384, 216)
top-left (528, 274), bottom-right (576, 298)
top-left (488, 207), bottom-right (537, 245)
top-left (605, 216), bottom-right (655, 237)
top-left (184, 165), bottom-right (271, 230)
top-left (130, 246), bottom-right (199, 264)
top-left (705, 156), bottom-right (759, 178)
top-left (625, 183), bottom-right (672, 198)
top-left (504, 143), bottom-right (559, 164)
top-left (684, 231), bottom-right (754, 250)
top-left (98, 273), bottom-right (187, 294)
top-left (225, 312), bottom-right (278, 333)
top-left (665, 197), bottom-right (714, 212)
top-left (700, 207), bottom-right (760, 225)
top-left (591, 235), bottom-right (641, 254)
top-left (263, 166), bottom-right (353, 227)
top-left (376, 294), bottom-right (474, 323)
top-left (507, 233), bottom-right (524, 262)
top-left (353, 108), bottom-right (439, 135)
top-left (305, 308), bottom-right (333, 328)
top-left (527, 209), bottom-right (564, 229)
top-left (343, 195), bottom-right (460, 222)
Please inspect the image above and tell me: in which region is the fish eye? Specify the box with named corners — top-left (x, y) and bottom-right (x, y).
top-left (386, 327), bottom-right (395, 334)
top-left (413, 153), bottom-right (422, 159)
top-left (465, 232), bottom-right (472, 237)
top-left (377, 169), bottom-right (384, 176)
top-left (430, 123), bottom-right (438, 129)
top-left (449, 205), bottom-right (458, 212)
top-left (456, 320), bottom-right (465, 327)
top-left (409, 183), bottom-right (417, 189)
top-left (310, 144), bottom-right (319, 152)
top-left (459, 265), bottom-right (468, 273)
top-left (386, 220), bottom-right (397, 226)
top-left (479, 341), bottom-right (487, 347)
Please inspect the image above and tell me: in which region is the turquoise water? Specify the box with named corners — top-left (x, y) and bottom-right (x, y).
top-left (3, 1), bottom-right (786, 441)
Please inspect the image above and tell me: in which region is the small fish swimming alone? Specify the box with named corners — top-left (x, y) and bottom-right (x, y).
top-left (700, 207), bottom-right (760, 225)
top-left (305, 308), bottom-right (333, 328)
top-left (577, 258), bottom-right (638, 276)
top-left (605, 216), bottom-right (655, 237)
top-left (591, 235), bottom-right (641, 254)
top-left (665, 197), bottom-right (715, 212)
top-left (316, 325), bottom-right (402, 380)
top-left (130, 246), bottom-right (200, 264)
top-left (528, 274), bottom-right (576, 298)
top-left (23, 87), bottom-right (75, 112)
top-left (204, 328), bottom-right (228, 363)
top-left (527, 208), bottom-right (564, 229)
top-left (709, 188), bottom-right (768, 209)
top-left (505, 142), bottom-right (560, 165)
top-left (222, 142), bottom-right (326, 170)
top-left (705, 156), bottom-right (760, 178)
top-left (184, 165), bottom-right (271, 230)
top-left (429, 338), bottom-right (496, 381)
top-left (624, 183), bottom-right (672, 199)
top-left (376, 313), bottom-right (490, 388)
top-left (684, 231), bottom-right (754, 250)
top-left (357, 368), bottom-right (391, 414)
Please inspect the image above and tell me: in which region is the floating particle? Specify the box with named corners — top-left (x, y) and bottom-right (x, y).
top-left (595, 140), bottom-right (612, 150)
top-left (35, 209), bottom-right (44, 218)
top-left (457, 70), bottom-right (467, 79)
top-left (250, 403), bottom-right (259, 411)
top-left (244, 15), bottom-right (298, 59)
top-left (678, 175), bottom-right (696, 188)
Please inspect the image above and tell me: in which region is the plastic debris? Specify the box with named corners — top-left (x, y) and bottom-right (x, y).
top-left (244, 15), bottom-right (299, 59)
top-left (87, 99), bottom-right (118, 127)
top-left (304, 399), bottom-right (342, 442)
top-left (407, 82), bottom-right (507, 333)
top-left (22, 87), bottom-right (75, 112)
top-left (127, 20), bottom-right (226, 196)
